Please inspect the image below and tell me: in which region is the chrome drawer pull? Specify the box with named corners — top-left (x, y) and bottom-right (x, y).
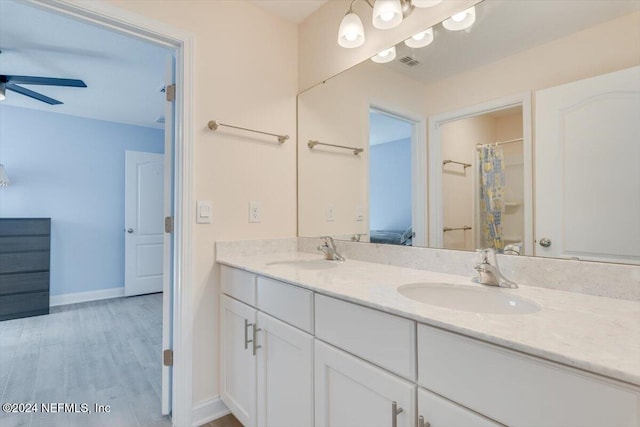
top-left (244, 319), bottom-right (253, 350)
top-left (252, 323), bottom-right (262, 356)
top-left (418, 415), bottom-right (431, 427)
top-left (391, 401), bottom-right (403, 427)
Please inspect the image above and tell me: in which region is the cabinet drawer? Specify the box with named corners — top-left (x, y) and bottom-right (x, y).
top-left (418, 387), bottom-right (501, 427)
top-left (0, 236), bottom-right (50, 253)
top-left (315, 294), bottom-right (415, 380)
top-left (0, 272), bottom-right (49, 296)
top-left (257, 276), bottom-right (313, 333)
top-left (418, 324), bottom-right (640, 427)
top-left (0, 219), bottom-right (50, 236)
top-left (0, 291), bottom-right (49, 321)
top-left (221, 265), bottom-right (256, 306)
top-left (0, 252), bottom-right (50, 274)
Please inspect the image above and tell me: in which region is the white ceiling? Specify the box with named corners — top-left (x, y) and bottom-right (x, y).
top-left (248, 0), bottom-right (329, 24)
top-left (0, 0), bottom-right (171, 129)
top-left (384, 0), bottom-right (640, 84)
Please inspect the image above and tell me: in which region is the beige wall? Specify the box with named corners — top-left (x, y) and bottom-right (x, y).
top-left (298, 0), bottom-right (481, 91)
top-left (106, 0), bottom-right (298, 407)
top-left (298, 60), bottom-right (427, 238)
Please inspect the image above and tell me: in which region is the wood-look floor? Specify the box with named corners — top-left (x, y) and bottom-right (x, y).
top-left (0, 293), bottom-right (171, 427)
top-left (200, 413), bottom-right (243, 427)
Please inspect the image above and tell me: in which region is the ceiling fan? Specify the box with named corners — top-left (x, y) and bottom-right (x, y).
top-left (0, 52), bottom-right (87, 105)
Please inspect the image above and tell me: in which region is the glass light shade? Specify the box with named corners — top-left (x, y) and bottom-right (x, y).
top-left (338, 11), bottom-right (365, 48)
top-left (442, 6), bottom-right (476, 31)
top-left (0, 164), bottom-right (10, 187)
top-left (372, 0), bottom-right (403, 30)
top-left (404, 27), bottom-right (434, 48)
top-left (371, 46), bottom-right (397, 63)
top-left (412, 0), bottom-right (442, 8)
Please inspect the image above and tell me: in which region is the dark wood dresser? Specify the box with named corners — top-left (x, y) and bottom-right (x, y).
top-left (0, 218), bottom-right (51, 321)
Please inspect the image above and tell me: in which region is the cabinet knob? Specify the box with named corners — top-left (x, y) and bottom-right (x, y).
top-left (391, 401), bottom-right (403, 427)
top-left (539, 237), bottom-right (552, 247)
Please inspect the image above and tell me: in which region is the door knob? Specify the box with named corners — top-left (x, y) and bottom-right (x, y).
top-left (539, 237), bottom-right (551, 247)
top-left (127, 228), bottom-right (134, 234)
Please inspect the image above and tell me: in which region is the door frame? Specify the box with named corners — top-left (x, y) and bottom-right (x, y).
top-left (30, 1), bottom-right (195, 425)
top-left (427, 93), bottom-right (533, 255)
top-left (368, 101), bottom-right (427, 247)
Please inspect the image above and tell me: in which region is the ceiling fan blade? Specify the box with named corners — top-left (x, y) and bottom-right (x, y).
top-left (5, 75), bottom-right (87, 88)
top-left (6, 83), bottom-right (63, 105)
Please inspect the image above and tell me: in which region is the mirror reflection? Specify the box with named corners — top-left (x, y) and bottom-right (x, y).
top-left (297, 0), bottom-right (640, 265)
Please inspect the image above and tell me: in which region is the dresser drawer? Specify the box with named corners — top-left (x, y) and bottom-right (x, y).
top-left (315, 294), bottom-right (415, 380)
top-left (257, 276), bottom-right (313, 333)
top-left (0, 272), bottom-right (50, 296)
top-left (0, 219), bottom-right (50, 236)
top-left (0, 236), bottom-right (50, 253)
top-left (0, 252), bottom-right (50, 274)
top-left (0, 291), bottom-right (49, 321)
top-left (220, 265), bottom-right (257, 306)
top-left (417, 324), bottom-right (640, 427)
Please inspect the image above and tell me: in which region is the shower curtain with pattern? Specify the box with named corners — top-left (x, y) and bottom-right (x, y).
top-left (479, 145), bottom-right (505, 251)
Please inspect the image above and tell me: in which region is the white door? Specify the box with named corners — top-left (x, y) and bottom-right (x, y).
top-left (221, 295), bottom-right (257, 427)
top-left (256, 312), bottom-right (313, 427)
top-left (161, 55), bottom-right (175, 416)
top-left (535, 66), bottom-right (640, 263)
top-left (418, 387), bottom-right (500, 427)
top-left (314, 340), bottom-right (415, 427)
top-left (124, 150), bottom-right (164, 296)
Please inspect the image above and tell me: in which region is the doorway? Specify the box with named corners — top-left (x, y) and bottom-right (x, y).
top-left (0, 0), bottom-right (194, 425)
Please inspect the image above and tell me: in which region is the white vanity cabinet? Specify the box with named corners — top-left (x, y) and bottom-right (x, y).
top-left (220, 266), bottom-right (314, 427)
top-left (418, 387), bottom-right (501, 427)
top-left (314, 340), bottom-right (415, 427)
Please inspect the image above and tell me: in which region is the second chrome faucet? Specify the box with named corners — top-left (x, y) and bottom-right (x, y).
top-left (318, 236), bottom-right (345, 261)
top-left (473, 248), bottom-right (518, 288)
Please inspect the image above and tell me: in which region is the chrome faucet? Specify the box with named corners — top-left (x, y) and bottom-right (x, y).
top-left (318, 236), bottom-right (345, 261)
top-left (473, 248), bottom-right (518, 288)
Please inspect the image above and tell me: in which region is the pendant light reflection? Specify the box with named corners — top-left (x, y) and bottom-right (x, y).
top-left (372, 0), bottom-right (403, 30)
top-left (371, 46), bottom-right (397, 63)
top-left (443, 6), bottom-right (476, 31)
top-left (412, 0), bottom-right (442, 7)
top-left (0, 164), bottom-right (10, 187)
top-left (338, 10), bottom-right (366, 48)
top-left (404, 27), bottom-right (434, 48)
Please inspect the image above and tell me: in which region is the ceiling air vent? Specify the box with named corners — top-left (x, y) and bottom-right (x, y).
top-left (399, 56), bottom-right (420, 67)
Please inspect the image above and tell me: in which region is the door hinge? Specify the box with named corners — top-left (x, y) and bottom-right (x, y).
top-left (164, 216), bottom-right (174, 233)
top-left (165, 84), bottom-right (176, 102)
top-left (163, 349), bottom-right (174, 366)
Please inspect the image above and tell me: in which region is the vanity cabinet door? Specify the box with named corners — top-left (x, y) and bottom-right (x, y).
top-left (418, 387), bottom-right (502, 427)
top-left (221, 295), bottom-right (257, 427)
top-left (256, 312), bottom-right (313, 427)
top-left (315, 340), bottom-right (415, 427)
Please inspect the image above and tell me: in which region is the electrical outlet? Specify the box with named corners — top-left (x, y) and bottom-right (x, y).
top-left (356, 205), bottom-right (364, 221)
top-left (326, 205), bottom-right (335, 222)
top-left (249, 201), bottom-right (262, 223)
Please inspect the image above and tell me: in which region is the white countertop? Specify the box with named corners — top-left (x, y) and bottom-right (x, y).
top-left (217, 251), bottom-right (640, 386)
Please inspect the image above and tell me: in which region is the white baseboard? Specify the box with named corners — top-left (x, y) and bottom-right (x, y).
top-left (50, 287), bottom-right (125, 307)
top-left (192, 396), bottom-right (229, 427)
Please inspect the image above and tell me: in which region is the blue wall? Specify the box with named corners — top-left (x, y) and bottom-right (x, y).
top-left (0, 105), bottom-right (164, 296)
top-left (369, 138), bottom-right (412, 231)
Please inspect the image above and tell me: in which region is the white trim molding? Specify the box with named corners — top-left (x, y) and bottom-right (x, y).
top-left (50, 287), bottom-right (125, 307)
top-left (30, 1), bottom-right (196, 426)
top-left (191, 397), bottom-right (230, 427)
top-left (428, 93), bottom-right (533, 253)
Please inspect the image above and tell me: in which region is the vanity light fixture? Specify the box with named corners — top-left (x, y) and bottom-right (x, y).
top-left (404, 27), bottom-right (434, 48)
top-left (442, 6), bottom-right (476, 31)
top-left (371, 46), bottom-right (397, 63)
top-left (0, 164), bottom-right (10, 187)
top-left (372, 0), bottom-right (404, 30)
top-left (338, 2), bottom-right (366, 48)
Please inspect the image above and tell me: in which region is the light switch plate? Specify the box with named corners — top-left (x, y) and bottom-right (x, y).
top-left (249, 201), bottom-right (262, 223)
top-left (356, 205), bottom-right (364, 221)
top-left (196, 200), bottom-right (212, 224)
top-left (326, 205), bottom-right (335, 222)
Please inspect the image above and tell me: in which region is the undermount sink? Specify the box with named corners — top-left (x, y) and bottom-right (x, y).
top-left (398, 283), bottom-right (541, 315)
top-left (266, 259), bottom-right (339, 270)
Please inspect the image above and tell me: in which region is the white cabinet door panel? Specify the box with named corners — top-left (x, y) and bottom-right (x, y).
top-left (256, 312), bottom-right (313, 427)
top-left (220, 295), bottom-right (257, 427)
top-left (315, 340), bottom-right (415, 427)
top-left (418, 387), bottom-right (502, 427)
